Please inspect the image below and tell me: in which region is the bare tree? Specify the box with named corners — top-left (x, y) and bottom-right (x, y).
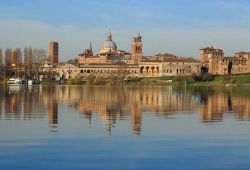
top-left (31, 48), bottom-right (47, 80)
top-left (0, 48), bottom-right (2, 65)
top-left (12, 48), bottom-right (22, 77)
top-left (4, 49), bottom-right (13, 77)
top-left (24, 47), bottom-right (33, 78)
top-left (5, 48), bottom-right (12, 66)
top-left (0, 48), bottom-right (4, 79)
top-left (14, 48), bottom-right (22, 64)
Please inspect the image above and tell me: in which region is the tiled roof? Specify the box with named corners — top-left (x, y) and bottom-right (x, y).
top-left (200, 47), bottom-right (222, 51)
top-left (235, 51), bottom-right (250, 54)
top-left (142, 57), bottom-right (199, 63)
top-left (224, 57), bottom-right (247, 61)
top-left (85, 56), bottom-right (100, 58)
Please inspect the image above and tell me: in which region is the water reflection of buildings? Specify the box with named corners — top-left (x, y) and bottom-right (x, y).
top-left (48, 102), bottom-right (58, 127)
top-left (200, 92), bottom-right (250, 123)
top-left (130, 102), bottom-right (142, 135)
top-left (0, 86), bottom-right (50, 122)
top-left (59, 86), bottom-right (199, 135)
top-left (1, 85), bottom-right (250, 134)
top-left (42, 86), bottom-right (59, 127)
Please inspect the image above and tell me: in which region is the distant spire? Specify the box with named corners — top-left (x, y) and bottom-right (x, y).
top-left (89, 42), bottom-right (92, 51)
top-left (136, 32), bottom-right (140, 38)
top-left (107, 32), bottom-right (112, 41)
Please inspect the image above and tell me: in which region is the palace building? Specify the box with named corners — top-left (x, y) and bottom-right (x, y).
top-left (200, 47), bottom-right (250, 75)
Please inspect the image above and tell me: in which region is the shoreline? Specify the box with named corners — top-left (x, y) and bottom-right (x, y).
top-left (2, 74), bottom-right (250, 87)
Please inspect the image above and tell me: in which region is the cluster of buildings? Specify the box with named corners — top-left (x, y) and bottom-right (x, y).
top-left (200, 47), bottom-right (250, 75)
top-left (48, 32), bottom-right (250, 80)
top-left (2, 32), bottom-right (250, 80)
top-left (49, 33), bottom-right (201, 80)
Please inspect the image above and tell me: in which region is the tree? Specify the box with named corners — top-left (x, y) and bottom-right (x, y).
top-left (0, 48), bottom-right (2, 65)
top-left (5, 49), bottom-right (13, 77)
top-left (0, 48), bottom-right (4, 79)
top-left (14, 48), bottom-right (22, 64)
top-left (24, 47), bottom-right (33, 78)
top-left (31, 48), bottom-right (47, 80)
top-left (5, 48), bottom-right (12, 66)
top-left (32, 48), bottom-right (47, 63)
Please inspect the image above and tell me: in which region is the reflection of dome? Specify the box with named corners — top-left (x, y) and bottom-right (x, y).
top-left (101, 33), bottom-right (117, 53)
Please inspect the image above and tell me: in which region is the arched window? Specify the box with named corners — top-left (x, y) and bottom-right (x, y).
top-left (140, 66), bottom-right (144, 73)
top-left (156, 66), bottom-right (159, 73)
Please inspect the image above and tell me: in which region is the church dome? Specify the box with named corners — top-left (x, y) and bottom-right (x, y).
top-left (101, 33), bottom-right (117, 50)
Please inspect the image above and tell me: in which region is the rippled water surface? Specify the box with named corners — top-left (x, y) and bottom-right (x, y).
top-left (1, 85), bottom-right (250, 170)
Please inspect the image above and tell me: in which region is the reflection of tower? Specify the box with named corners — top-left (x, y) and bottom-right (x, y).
top-left (130, 102), bottom-right (142, 135)
top-left (132, 33), bottom-right (143, 64)
top-left (24, 93), bottom-right (33, 119)
top-left (200, 95), bottom-right (224, 123)
top-left (48, 102), bottom-right (58, 127)
top-left (0, 94), bottom-right (2, 119)
top-left (83, 111), bottom-right (92, 127)
top-left (5, 94), bottom-right (21, 119)
top-left (227, 94), bottom-right (232, 111)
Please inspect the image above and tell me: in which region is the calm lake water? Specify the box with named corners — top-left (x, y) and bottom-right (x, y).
top-left (1, 85), bottom-right (250, 170)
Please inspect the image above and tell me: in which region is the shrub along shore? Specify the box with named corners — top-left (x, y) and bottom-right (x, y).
top-left (2, 73), bottom-right (250, 86)
top-left (53, 73), bottom-right (250, 86)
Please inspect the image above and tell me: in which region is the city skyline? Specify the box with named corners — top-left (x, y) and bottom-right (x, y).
top-left (1, 0), bottom-right (250, 61)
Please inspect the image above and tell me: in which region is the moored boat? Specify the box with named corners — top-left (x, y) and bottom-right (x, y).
top-left (7, 78), bottom-right (23, 85)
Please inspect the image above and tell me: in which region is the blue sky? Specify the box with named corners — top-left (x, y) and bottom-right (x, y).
top-left (1, 0), bottom-right (250, 61)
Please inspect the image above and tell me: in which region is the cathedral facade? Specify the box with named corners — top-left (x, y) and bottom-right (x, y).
top-left (78, 32), bottom-right (141, 65)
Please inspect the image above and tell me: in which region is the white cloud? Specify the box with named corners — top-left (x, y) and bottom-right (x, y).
top-left (0, 19), bottom-right (250, 61)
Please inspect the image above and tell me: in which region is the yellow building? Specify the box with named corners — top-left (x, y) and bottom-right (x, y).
top-left (139, 57), bottom-right (200, 77)
top-left (200, 46), bottom-right (250, 75)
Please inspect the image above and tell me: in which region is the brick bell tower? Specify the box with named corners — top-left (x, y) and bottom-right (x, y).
top-left (132, 33), bottom-right (143, 64)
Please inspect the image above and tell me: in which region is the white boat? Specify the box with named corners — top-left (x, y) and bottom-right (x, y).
top-left (28, 80), bottom-right (33, 85)
top-left (7, 78), bottom-right (23, 85)
top-left (27, 79), bottom-right (40, 85)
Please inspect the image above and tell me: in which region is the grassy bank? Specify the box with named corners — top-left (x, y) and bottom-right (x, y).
top-left (190, 74), bottom-right (250, 86)
top-left (2, 74), bottom-right (250, 87)
top-left (84, 74), bottom-right (250, 87)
